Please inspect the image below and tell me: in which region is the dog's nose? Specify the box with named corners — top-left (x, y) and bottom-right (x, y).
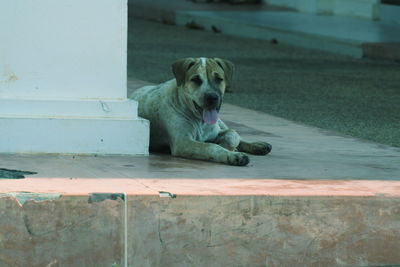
top-left (204, 93), bottom-right (219, 107)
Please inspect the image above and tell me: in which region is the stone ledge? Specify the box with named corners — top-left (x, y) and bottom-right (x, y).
top-left (1, 180), bottom-right (400, 266)
top-left (1, 178), bottom-right (400, 197)
top-left (0, 194), bottom-right (125, 267)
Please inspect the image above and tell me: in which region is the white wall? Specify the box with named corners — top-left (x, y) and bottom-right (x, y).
top-left (0, 0), bottom-right (127, 100)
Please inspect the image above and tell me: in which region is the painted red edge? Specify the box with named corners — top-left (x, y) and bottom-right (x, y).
top-left (0, 178), bottom-right (400, 197)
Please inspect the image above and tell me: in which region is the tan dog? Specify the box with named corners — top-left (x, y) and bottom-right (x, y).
top-left (131, 57), bottom-right (271, 166)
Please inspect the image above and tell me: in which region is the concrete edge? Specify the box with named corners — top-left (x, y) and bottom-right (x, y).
top-left (1, 178), bottom-right (400, 197)
top-left (363, 42), bottom-right (400, 61)
top-left (129, 2), bottom-right (400, 60)
top-left (2, 190), bottom-right (400, 266)
top-left (175, 10), bottom-right (362, 57)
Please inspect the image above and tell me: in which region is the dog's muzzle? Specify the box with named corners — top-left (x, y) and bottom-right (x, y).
top-left (200, 92), bottom-right (221, 124)
top-left (204, 92), bottom-right (220, 110)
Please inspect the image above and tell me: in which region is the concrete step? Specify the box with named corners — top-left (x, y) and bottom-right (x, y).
top-left (1, 179), bottom-right (400, 266)
top-left (175, 10), bottom-right (400, 58)
top-left (0, 94), bottom-right (149, 155)
top-left (0, 116), bottom-right (149, 154)
top-left (128, 0), bottom-right (400, 60)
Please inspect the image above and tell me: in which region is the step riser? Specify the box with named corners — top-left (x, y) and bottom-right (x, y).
top-left (176, 12), bottom-right (363, 58)
top-left (0, 118), bottom-right (149, 155)
top-left (1, 194), bottom-right (399, 266)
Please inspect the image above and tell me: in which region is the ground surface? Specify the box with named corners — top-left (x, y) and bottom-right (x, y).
top-left (3, 102), bottom-right (399, 180)
top-left (128, 17), bottom-right (400, 147)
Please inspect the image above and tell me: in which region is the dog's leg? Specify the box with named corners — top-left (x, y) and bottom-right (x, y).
top-left (216, 120), bottom-right (240, 150)
top-left (218, 119), bottom-right (272, 155)
top-left (213, 129), bottom-right (240, 151)
top-left (217, 119), bottom-right (229, 130)
top-left (237, 140), bottom-right (272, 155)
top-left (171, 138), bottom-right (249, 166)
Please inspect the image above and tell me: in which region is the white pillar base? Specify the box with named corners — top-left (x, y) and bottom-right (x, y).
top-left (1, 0), bottom-right (149, 155)
top-left (0, 99), bottom-right (149, 155)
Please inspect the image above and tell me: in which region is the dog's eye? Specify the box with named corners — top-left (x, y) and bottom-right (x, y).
top-left (215, 76), bottom-right (223, 83)
top-left (191, 76), bottom-right (203, 86)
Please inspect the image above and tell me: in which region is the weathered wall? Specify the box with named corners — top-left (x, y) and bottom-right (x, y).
top-left (1, 194), bottom-right (400, 266)
top-left (0, 195), bottom-right (125, 267)
top-left (129, 196), bottom-right (400, 266)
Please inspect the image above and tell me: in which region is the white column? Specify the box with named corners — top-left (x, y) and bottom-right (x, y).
top-left (0, 0), bottom-right (149, 154)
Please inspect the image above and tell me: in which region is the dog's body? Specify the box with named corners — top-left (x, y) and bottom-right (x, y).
top-left (131, 57), bottom-right (271, 166)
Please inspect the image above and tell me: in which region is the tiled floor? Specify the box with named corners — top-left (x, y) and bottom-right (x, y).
top-left (1, 103), bottom-right (399, 180)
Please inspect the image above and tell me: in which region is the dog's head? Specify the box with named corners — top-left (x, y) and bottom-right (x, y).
top-left (172, 57), bottom-right (234, 124)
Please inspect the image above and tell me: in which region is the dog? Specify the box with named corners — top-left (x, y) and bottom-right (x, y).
top-left (131, 57), bottom-right (272, 166)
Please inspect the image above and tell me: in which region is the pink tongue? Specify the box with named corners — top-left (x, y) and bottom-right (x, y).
top-left (203, 108), bottom-right (218, 124)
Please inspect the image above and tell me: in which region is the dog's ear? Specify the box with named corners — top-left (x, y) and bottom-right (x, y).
top-left (172, 58), bottom-right (196, 87)
top-left (214, 58), bottom-right (234, 92)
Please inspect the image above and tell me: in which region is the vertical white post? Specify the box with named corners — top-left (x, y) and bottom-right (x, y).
top-left (0, 0), bottom-right (149, 154)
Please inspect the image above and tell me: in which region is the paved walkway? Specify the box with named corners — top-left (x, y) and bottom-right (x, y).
top-left (130, 0), bottom-right (400, 60)
top-left (1, 79), bottom-right (399, 180)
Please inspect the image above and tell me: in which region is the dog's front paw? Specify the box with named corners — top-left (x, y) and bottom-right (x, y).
top-left (217, 129), bottom-right (240, 151)
top-left (227, 152), bottom-right (249, 166)
top-left (250, 142), bottom-right (272, 155)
